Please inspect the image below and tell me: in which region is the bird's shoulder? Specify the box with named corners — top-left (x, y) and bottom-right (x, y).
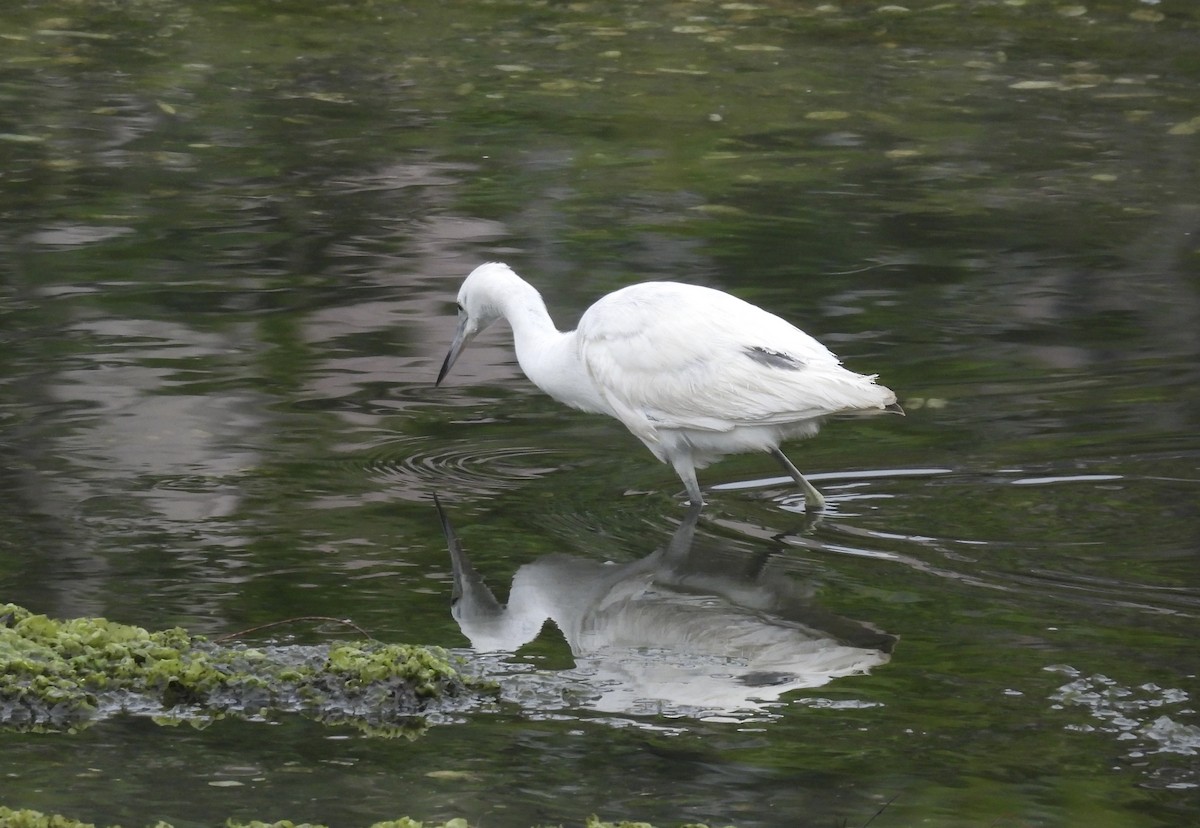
top-left (578, 281), bottom-right (725, 333)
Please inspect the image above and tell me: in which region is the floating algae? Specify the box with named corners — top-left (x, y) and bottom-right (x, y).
top-left (0, 604), bottom-right (493, 736)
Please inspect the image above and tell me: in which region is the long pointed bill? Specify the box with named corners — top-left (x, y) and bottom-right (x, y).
top-left (432, 493), bottom-right (465, 604)
top-left (436, 315), bottom-right (471, 386)
top-left (433, 492), bottom-right (503, 620)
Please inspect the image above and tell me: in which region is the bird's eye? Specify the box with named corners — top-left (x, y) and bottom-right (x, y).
top-left (456, 302), bottom-right (465, 314)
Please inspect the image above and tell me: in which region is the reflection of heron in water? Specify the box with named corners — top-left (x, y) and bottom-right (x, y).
top-left (436, 499), bottom-right (895, 718)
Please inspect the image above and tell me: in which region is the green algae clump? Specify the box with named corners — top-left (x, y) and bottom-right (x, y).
top-left (0, 604), bottom-right (486, 736)
top-left (0, 807), bottom-right (99, 828)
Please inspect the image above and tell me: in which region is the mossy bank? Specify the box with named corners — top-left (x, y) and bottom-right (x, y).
top-left (0, 604), bottom-right (494, 736)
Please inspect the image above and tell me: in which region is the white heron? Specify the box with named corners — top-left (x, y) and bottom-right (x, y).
top-left (436, 262), bottom-right (900, 508)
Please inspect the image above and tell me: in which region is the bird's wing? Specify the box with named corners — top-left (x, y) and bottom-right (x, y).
top-left (577, 283), bottom-right (894, 436)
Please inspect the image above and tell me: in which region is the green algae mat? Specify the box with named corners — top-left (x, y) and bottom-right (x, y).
top-left (0, 610), bottom-right (734, 828)
top-left (0, 603), bottom-right (491, 735)
top-left (0, 609), bottom-right (736, 828)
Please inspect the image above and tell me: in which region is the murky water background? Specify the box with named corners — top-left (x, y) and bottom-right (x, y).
top-left (1, 1), bottom-right (1198, 826)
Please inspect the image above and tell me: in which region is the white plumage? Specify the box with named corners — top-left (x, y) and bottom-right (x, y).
top-left (437, 262), bottom-right (899, 508)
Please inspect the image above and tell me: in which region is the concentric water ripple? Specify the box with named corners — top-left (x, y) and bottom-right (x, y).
top-left (352, 435), bottom-right (564, 501)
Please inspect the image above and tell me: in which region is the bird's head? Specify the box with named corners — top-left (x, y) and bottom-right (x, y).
top-left (436, 262), bottom-right (515, 385)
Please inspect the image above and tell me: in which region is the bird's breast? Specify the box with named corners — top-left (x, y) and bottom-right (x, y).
top-left (518, 330), bottom-right (612, 416)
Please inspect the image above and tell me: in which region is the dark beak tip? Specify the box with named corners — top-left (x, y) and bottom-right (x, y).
top-left (436, 351), bottom-right (455, 387)
top-left (437, 318), bottom-right (469, 387)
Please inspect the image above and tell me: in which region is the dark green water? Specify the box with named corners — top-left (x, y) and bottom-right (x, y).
top-left (1, 1), bottom-right (1198, 826)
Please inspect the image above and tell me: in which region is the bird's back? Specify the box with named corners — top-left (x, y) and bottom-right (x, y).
top-left (576, 281), bottom-right (895, 436)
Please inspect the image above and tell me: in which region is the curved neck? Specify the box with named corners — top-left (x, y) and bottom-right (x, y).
top-left (491, 279), bottom-right (609, 415)
top-left (516, 328), bottom-right (608, 415)
top-left (498, 280), bottom-right (560, 352)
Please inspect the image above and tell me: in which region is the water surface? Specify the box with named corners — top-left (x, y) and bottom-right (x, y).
top-left (1, 1), bottom-right (1198, 826)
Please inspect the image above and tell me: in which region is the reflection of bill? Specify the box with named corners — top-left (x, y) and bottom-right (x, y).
top-left (436, 498), bottom-right (895, 718)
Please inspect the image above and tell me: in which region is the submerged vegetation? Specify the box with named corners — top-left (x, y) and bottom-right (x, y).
top-left (0, 809), bottom-right (728, 828)
top-left (0, 604), bottom-right (490, 736)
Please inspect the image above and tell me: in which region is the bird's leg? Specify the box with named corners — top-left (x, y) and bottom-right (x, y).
top-left (660, 501), bottom-right (705, 569)
top-left (670, 453), bottom-right (706, 506)
top-left (769, 448), bottom-right (826, 511)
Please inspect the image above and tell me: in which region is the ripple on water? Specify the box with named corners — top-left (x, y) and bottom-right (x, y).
top-left (708, 455), bottom-right (1200, 620)
top-left (312, 435), bottom-right (565, 507)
